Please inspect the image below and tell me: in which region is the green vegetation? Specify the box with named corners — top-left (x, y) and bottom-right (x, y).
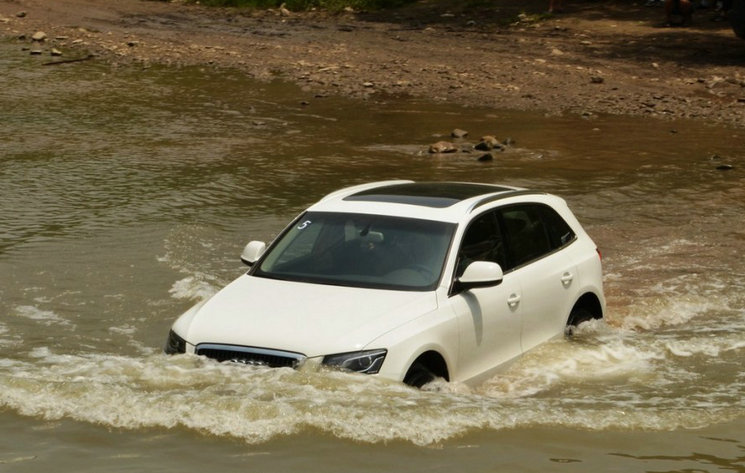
top-left (185, 0), bottom-right (415, 12)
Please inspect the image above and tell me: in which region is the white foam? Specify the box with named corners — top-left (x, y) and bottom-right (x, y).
top-left (168, 276), bottom-right (218, 301)
top-left (12, 305), bottom-right (72, 327)
top-left (108, 325), bottom-right (137, 335)
top-left (1, 339), bottom-right (740, 446)
top-left (663, 334), bottom-right (745, 358)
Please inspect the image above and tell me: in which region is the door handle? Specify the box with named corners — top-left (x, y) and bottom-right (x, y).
top-left (507, 294), bottom-right (521, 308)
top-left (560, 272), bottom-right (574, 287)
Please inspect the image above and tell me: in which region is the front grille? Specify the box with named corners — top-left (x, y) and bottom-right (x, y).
top-left (195, 344), bottom-right (305, 369)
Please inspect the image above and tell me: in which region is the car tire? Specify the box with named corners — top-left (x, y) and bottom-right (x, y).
top-left (403, 362), bottom-right (435, 388)
top-left (565, 307), bottom-right (594, 336)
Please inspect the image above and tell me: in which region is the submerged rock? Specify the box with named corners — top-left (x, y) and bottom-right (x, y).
top-left (429, 141), bottom-right (458, 154)
top-left (474, 135), bottom-right (504, 151)
top-left (451, 128), bottom-right (468, 138)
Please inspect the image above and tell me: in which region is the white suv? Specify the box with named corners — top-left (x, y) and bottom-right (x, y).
top-left (165, 181), bottom-right (605, 387)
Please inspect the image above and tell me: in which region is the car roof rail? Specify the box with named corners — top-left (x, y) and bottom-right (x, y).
top-left (318, 180), bottom-right (414, 202)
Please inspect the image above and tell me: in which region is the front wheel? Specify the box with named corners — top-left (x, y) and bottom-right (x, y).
top-left (403, 362), bottom-right (435, 388)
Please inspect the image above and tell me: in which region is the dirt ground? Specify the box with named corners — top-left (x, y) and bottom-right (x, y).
top-left (2, 0), bottom-right (744, 127)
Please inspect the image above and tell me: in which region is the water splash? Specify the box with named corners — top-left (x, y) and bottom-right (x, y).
top-left (1, 326), bottom-right (742, 446)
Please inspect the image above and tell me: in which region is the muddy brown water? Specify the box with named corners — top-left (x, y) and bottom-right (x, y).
top-left (1, 40), bottom-right (744, 471)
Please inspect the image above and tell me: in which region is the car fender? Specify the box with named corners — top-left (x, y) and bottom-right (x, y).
top-left (367, 305), bottom-right (458, 383)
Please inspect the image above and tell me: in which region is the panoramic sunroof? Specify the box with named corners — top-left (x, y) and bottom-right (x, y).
top-left (344, 182), bottom-right (511, 208)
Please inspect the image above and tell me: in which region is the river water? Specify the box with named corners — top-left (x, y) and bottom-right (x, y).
top-left (1, 40), bottom-right (744, 471)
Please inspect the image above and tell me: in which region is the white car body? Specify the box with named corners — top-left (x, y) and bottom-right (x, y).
top-left (165, 180), bottom-right (605, 387)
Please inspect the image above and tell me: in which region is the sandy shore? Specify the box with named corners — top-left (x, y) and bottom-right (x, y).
top-left (2, 0), bottom-right (744, 127)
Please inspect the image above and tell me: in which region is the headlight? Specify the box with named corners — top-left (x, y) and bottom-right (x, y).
top-left (164, 330), bottom-right (186, 354)
top-left (322, 349), bottom-right (387, 374)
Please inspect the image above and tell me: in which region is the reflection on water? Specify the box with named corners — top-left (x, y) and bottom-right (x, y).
top-left (1, 40), bottom-right (744, 470)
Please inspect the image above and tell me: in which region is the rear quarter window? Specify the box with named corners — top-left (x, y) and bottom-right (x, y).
top-left (498, 203), bottom-right (575, 269)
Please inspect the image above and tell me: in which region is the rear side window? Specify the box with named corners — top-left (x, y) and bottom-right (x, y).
top-left (539, 205), bottom-right (576, 248)
top-left (498, 204), bottom-right (575, 270)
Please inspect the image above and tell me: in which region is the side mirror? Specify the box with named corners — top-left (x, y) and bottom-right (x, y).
top-left (240, 241), bottom-right (266, 266)
top-left (455, 261), bottom-right (503, 292)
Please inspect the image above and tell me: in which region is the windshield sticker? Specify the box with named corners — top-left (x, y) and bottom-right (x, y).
top-left (297, 220), bottom-right (312, 230)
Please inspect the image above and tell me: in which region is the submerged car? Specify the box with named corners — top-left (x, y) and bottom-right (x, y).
top-left (165, 181), bottom-right (605, 387)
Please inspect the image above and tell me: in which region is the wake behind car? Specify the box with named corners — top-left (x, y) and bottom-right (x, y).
top-left (165, 180), bottom-right (605, 387)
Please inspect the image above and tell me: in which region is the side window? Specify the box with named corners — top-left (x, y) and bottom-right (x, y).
top-left (540, 205), bottom-right (576, 249)
top-left (456, 211), bottom-right (506, 276)
top-left (499, 205), bottom-right (553, 269)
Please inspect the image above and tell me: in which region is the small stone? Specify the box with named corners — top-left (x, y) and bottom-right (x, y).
top-left (16, 11), bottom-right (27, 18)
top-left (716, 164), bottom-right (734, 171)
top-left (31, 31), bottom-right (47, 42)
top-left (30, 48), bottom-right (43, 55)
top-left (50, 48), bottom-right (62, 56)
top-left (363, 82), bottom-right (374, 88)
top-left (127, 41), bottom-right (139, 47)
top-left (477, 153), bottom-right (494, 162)
top-left (474, 135), bottom-right (501, 151)
top-left (590, 76), bottom-right (604, 84)
top-left (451, 128), bottom-right (468, 139)
top-left (429, 141), bottom-right (458, 154)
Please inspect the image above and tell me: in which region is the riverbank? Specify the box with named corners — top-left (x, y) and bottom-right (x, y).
top-left (2, 0), bottom-right (744, 126)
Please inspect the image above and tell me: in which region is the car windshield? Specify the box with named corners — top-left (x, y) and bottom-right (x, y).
top-left (254, 212), bottom-right (455, 291)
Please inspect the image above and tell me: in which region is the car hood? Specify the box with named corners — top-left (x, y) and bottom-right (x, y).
top-left (181, 274), bottom-right (438, 357)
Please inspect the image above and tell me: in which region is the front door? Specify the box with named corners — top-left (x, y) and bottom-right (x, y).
top-left (449, 210), bottom-right (524, 383)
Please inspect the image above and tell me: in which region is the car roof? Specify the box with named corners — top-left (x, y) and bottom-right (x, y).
top-left (307, 180), bottom-right (546, 223)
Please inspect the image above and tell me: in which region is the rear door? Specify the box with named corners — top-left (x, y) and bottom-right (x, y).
top-left (497, 204), bottom-right (579, 351)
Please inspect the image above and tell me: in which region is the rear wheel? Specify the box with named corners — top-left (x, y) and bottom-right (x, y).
top-left (565, 307), bottom-right (594, 336)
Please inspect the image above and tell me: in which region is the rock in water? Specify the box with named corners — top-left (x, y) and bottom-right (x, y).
top-left (429, 141), bottom-right (458, 154)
